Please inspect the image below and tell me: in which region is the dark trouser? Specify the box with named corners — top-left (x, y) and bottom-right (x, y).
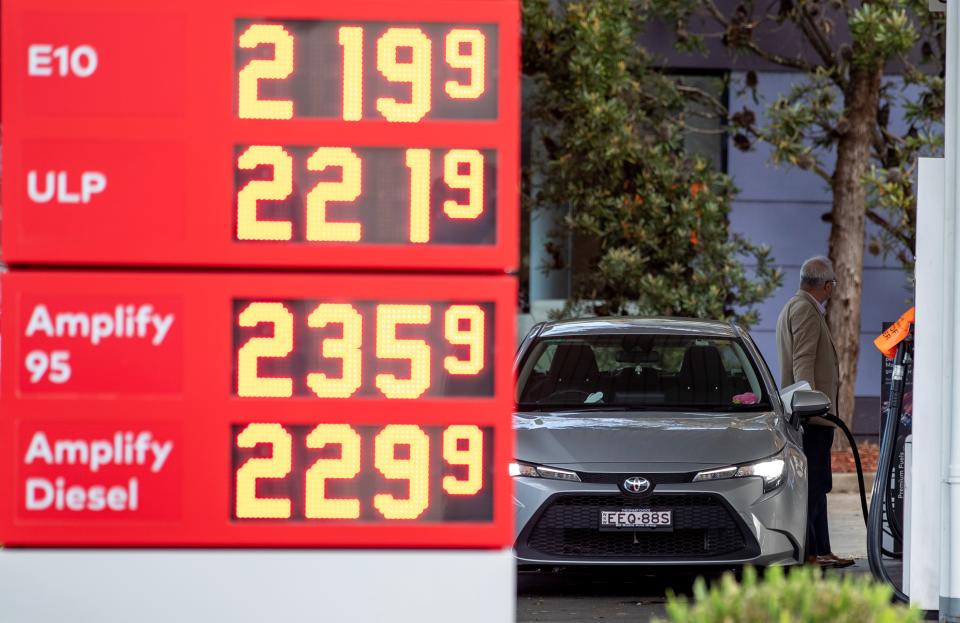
top-left (803, 424), bottom-right (835, 556)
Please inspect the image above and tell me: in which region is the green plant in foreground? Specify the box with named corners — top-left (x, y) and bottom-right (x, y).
top-left (656, 566), bottom-right (919, 623)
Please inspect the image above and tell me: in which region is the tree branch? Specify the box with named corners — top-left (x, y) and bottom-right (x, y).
top-left (700, 0), bottom-right (820, 72)
top-left (810, 161), bottom-right (833, 185)
top-left (702, 0), bottom-right (730, 26)
top-left (676, 84), bottom-right (730, 117)
top-left (797, 11), bottom-right (837, 69)
top-left (880, 126), bottom-right (903, 147)
top-left (871, 128), bottom-right (887, 163)
top-left (866, 209), bottom-right (913, 249)
top-left (741, 126), bottom-right (834, 185)
top-left (743, 40), bottom-right (819, 72)
top-left (684, 126), bottom-right (731, 135)
top-left (898, 53), bottom-right (919, 78)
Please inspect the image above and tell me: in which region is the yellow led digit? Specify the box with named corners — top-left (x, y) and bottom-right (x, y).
top-left (235, 423), bottom-right (293, 519)
top-left (442, 425), bottom-right (484, 496)
top-left (338, 26), bottom-right (363, 121)
top-left (236, 146), bottom-right (294, 241)
top-left (237, 302), bottom-right (294, 398)
top-left (444, 29), bottom-right (486, 100)
top-left (375, 27), bottom-right (432, 123)
top-left (306, 304), bottom-right (363, 398)
top-left (306, 147), bottom-right (363, 242)
top-left (443, 305), bottom-right (485, 376)
top-left (375, 305), bottom-right (432, 399)
top-left (443, 149), bottom-right (484, 219)
top-left (405, 148), bottom-right (432, 243)
top-left (305, 424), bottom-right (362, 519)
top-left (373, 425), bottom-right (430, 519)
top-left (238, 24), bottom-right (294, 120)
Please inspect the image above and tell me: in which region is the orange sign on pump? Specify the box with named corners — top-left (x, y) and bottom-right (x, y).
top-left (874, 307), bottom-right (915, 359)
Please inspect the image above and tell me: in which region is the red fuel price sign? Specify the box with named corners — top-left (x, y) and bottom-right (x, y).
top-left (0, 0), bottom-right (519, 271)
top-left (0, 271), bottom-right (515, 547)
top-left (0, 0), bottom-right (518, 551)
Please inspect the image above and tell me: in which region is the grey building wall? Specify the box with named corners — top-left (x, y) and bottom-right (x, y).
top-left (727, 71), bottom-right (915, 401)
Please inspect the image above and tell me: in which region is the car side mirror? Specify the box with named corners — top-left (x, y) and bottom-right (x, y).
top-left (790, 390), bottom-right (831, 424)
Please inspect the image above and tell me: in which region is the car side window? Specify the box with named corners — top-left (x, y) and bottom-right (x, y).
top-left (533, 344), bottom-right (557, 373)
top-left (719, 344), bottom-right (743, 373)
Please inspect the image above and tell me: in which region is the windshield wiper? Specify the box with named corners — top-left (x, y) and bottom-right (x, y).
top-left (516, 403), bottom-right (771, 412)
top-left (652, 403), bottom-right (771, 412)
top-left (515, 403), bottom-right (631, 412)
top-left (550, 405), bottom-right (632, 412)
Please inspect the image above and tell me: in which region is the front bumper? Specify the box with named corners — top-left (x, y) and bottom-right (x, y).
top-left (513, 475), bottom-right (805, 567)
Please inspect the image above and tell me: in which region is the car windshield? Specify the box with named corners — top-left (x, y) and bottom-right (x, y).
top-left (516, 333), bottom-right (771, 411)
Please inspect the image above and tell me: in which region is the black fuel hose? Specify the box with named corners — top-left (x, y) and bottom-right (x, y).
top-left (821, 413), bottom-right (868, 528)
top-left (820, 413), bottom-right (902, 560)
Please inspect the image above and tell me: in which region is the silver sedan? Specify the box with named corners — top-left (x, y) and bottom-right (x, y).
top-left (512, 317), bottom-right (824, 568)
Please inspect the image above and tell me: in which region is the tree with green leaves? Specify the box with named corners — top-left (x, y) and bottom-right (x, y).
top-left (522, 0), bottom-right (781, 326)
top-left (652, 0), bottom-right (944, 434)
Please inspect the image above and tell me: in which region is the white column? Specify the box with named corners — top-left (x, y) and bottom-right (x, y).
top-left (913, 158), bottom-right (945, 610)
top-left (943, 0), bottom-right (960, 617)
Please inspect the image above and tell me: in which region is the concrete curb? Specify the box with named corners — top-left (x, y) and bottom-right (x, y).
top-left (833, 472), bottom-right (875, 495)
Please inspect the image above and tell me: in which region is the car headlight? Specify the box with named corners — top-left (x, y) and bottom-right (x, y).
top-left (692, 448), bottom-right (787, 493)
top-left (509, 461), bottom-right (581, 482)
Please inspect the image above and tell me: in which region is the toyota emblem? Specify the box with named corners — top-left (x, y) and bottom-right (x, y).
top-left (623, 476), bottom-right (650, 494)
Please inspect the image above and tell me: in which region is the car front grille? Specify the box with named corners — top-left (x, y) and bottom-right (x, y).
top-left (520, 493), bottom-right (759, 561)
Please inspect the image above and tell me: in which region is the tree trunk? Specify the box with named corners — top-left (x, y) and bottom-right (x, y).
top-left (826, 64), bottom-right (883, 450)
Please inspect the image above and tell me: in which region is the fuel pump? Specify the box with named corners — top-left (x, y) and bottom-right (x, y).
top-left (878, 315), bottom-right (915, 556)
top-left (867, 313), bottom-right (915, 602)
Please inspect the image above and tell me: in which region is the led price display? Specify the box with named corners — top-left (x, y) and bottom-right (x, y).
top-left (1, 0), bottom-right (516, 554)
top-left (0, 271), bottom-right (515, 547)
top-left (235, 21), bottom-right (498, 121)
top-left (1, 0), bottom-right (519, 270)
top-left (235, 146), bottom-right (495, 245)
top-left (232, 424), bottom-right (492, 521)
top-left (234, 300), bottom-right (494, 399)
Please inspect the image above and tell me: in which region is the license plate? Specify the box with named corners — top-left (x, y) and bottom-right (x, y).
top-left (599, 509), bottom-right (673, 531)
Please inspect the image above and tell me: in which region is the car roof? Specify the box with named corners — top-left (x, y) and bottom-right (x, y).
top-left (536, 316), bottom-right (741, 339)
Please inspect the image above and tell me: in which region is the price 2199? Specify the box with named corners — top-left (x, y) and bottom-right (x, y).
top-left (237, 23), bottom-right (489, 122)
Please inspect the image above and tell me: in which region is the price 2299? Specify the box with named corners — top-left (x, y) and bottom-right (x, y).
top-left (234, 422), bottom-right (486, 521)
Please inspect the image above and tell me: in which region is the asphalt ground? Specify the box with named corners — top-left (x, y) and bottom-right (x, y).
top-left (516, 492), bottom-right (891, 622)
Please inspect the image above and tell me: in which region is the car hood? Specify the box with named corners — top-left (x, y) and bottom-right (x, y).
top-left (514, 410), bottom-right (785, 471)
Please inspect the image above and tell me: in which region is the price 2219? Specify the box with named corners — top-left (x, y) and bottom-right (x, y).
top-left (235, 145), bottom-right (487, 244)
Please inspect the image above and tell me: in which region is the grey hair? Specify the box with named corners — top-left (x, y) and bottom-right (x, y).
top-left (800, 255), bottom-right (835, 287)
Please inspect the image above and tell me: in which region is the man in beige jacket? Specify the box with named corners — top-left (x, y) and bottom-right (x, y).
top-left (776, 256), bottom-right (853, 568)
